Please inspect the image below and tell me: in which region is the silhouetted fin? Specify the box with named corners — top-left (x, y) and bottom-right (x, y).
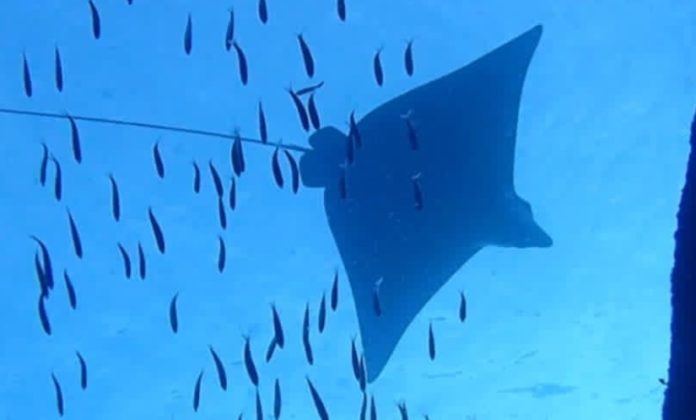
top-left (299, 25), bottom-right (550, 382)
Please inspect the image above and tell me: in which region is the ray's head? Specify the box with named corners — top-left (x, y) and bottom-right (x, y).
top-left (299, 126), bottom-right (346, 188)
top-left (491, 193), bottom-right (552, 249)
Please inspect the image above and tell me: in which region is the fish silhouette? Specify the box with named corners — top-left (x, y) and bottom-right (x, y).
top-left (299, 24), bottom-right (550, 381)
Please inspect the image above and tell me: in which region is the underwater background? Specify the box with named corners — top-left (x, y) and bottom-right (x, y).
top-left (0, 1), bottom-right (695, 419)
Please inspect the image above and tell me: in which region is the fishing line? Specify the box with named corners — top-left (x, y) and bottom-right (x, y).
top-left (0, 107), bottom-right (312, 153)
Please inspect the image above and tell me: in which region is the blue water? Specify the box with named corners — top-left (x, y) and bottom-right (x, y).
top-left (0, 1), bottom-right (694, 419)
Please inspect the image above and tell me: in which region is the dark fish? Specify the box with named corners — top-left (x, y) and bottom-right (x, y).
top-left (38, 295), bottom-right (51, 335)
top-left (209, 161), bottom-right (223, 197)
top-left (30, 236), bottom-right (54, 290)
top-left (337, 0), bottom-right (346, 21)
top-left (217, 235), bottom-right (226, 272)
top-left (398, 401), bottom-right (409, 420)
top-left (153, 141), bottom-right (164, 178)
top-left (148, 207), bottom-right (166, 254)
top-left (272, 147), bottom-right (283, 188)
top-left (192, 161), bottom-right (201, 193)
top-left (39, 143), bottom-right (49, 186)
top-left (225, 8), bottom-right (235, 50)
top-left (63, 270), bottom-right (77, 310)
top-left (209, 346), bottom-right (228, 391)
top-left (302, 304), bottom-right (314, 365)
top-left (169, 293), bottom-right (179, 333)
top-left (659, 378), bottom-right (668, 386)
top-left (265, 337), bottom-right (278, 362)
top-left (193, 370), bottom-right (203, 412)
top-left (67, 210), bottom-right (83, 258)
top-left (273, 378), bottom-right (281, 419)
top-left (255, 388), bottom-right (263, 420)
top-left (51, 373), bottom-right (64, 416)
top-left (358, 355), bottom-right (366, 392)
top-left (307, 93), bottom-right (321, 130)
top-left (184, 14), bottom-right (192, 55)
top-left (373, 48), bottom-right (384, 86)
top-left (231, 132), bottom-right (246, 176)
top-left (68, 115), bottom-right (82, 163)
top-left (411, 174), bottom-right (423, 210)
top-left (330, 271), bottom-right (339, 311)
top-left (349, 111), bottom-right (362, 148)
top-left (339, 165), bottom-right (347, 199)
top-left (287, 88), bottom-right (309, 131)
top-left (404, 40), bottom-right (414, 76)
top-left (55, 47), bottom-right (64, 92)
top-left (88, 0), bottom-right (101, 39)
top-left (229, 177), bottom-right (237, 209)
top-left (258, 0), bottom-right (268, 24)
top-left (137, 241), bottom-right (146, 280)
top-left (244, 336), bottom-right (259, 387)
top-left (76, 351), bottom-right (87, 390)
top-left (117, 243), bottom-right (132, 279)
top-left (34, 252), bottom-right (49, 298)
top-left (370, 395), bottom-right (377, 420)
top-left (459, 291), bottom-right (467, 322)
top-left (109, 174), bottom-right (120, 221)
top-left (350, 336), bottom-right (361, 382)
top-left (297, 34), bottom-right (315, 78)
top-left (372, 279), bottom-right (382, 316)
top-left (218, 197), bottom-right (227, 230)
top-left (318, 293), bottom-right (327, 334)
top-left (271, 303), bottom-right (285, 348)
top-left (258, 102), bottom-right (268, 143)
top-left (284, 150), bottom-right (299, 194)
top-left (306, 377), bottom-right (329, 420)
top-left (233, 42), bottom-right (248, 85)
top-left (22, 53), bottom-right (32, 97)
top-left (51, 157), bottom-right (62, 201)
top-left (360, 392), bottom-right (367, 420)
top-left (404, 116), bottom-right (419, 150)
top-left (295, 81), bottom-right (324, 96)
top-left (428, 322), bottom-right (435, 360)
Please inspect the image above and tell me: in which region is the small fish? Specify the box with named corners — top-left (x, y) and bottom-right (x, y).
top-left (231, 132), bottom-right (246, 176)
top-left (148, 207), bottom-right (165, 254)
top-left (38, 295), bottom-right (51, 335)
top-left (358, 355), bottom-right (366, 392)
top-left (34, 252), bottom-right (49, 298)
top-left (428, 322), bottom-right (435, 360)
top-left (184, 14), bottom-right (192, 55)
top-left (318, 293), bottom-right (327, 334)
top-left (339, 165), bottom-right (347, 199)
top-left (88, 0), bottom-right (101, 39)
top-left (360, 392), bottom-right (367, 420)
top-left (302, 304), bottom-right (314, 365)
top-left (229, 177), bottom-right (237, 209)
top-left (117, 243), bottom-right (132, 279)
top-left (109, 174), bottom-right (120, 221)
top-left (337, 0), bottom-right (346, 21)
top-left (67, 115), bottom-right (82, 163)
top-left (398, 401), bottom-right (409, 420)
top-left (287, 88), bottom-right (309, 131)
top-left (284, 150), bottom-right (299, 194)
top-left (55, 47), bottom-right (64, 92)
top-left (402, 116), bottom-right (419, 151)
top-left (271, 304), bottom-right (285, 348)
top-left (404, 40), bottom-right (414, 76)
top-left (373, 48), bottom-right (384, 87)
top-left (153, 141), bottom-right (164, 178)
top-left (265, 337), bottom-right (278, 362)
top-left (63, 270), bottom-right (77, 310)
top-left (297, 34), bottom-right (315, 78)
top-left (295, 81), bottom-right (324, 96)
top-left (193, 370), bottom-right (203, 412)
top-left (258, 102), bottom-right (268, 143)
top-left (349, 111), bottom-right (362, 148)
top-left (272, 147), bottom-right (283, 188)
top-left (218, 197), bottom-right (227, 230)
top-left (169, 293), bottom-right (179, 333)
top-left (39, 143), bottom-right (49, 186)
top-left (255, 388), bottom-right (263, 420)
top-left (137, 241), bottom-right (146, 280)
top-left (51, 157), bottom-right (62, 201)
top-left (51, 373), bottom-right (64, 416)
top-left (273, 378), bottom-right (282, 419)
top-left (67, 210), bottom-right (83, 258)
top-left (209, 346), bottom-right (228, 391)
top-left (31, 236), bottom-right (54, 290)
top-left (330, 271), bottom-right (339, 311)
top-left (306, 377), bottom-right (329, 420)
top-left (459, 291), bottom-right (467, 322)
top-left (225, 8), bottom-right (235, 50)
top-left (412, 174), bottom-right (423, 210)
top-left (244, 336), bottom-right (259, 387)
top-left (233, 42), bottom-right (248, 85)
top-left (369, 395), bottom-right (377, 420)
top-left (22, 53), bottom-right (32, 97)
top-left (258, 0), bottom-right (268, 24)
top-left (208, 161), bottom-right (223, 198)
top-left (659, 378), bottom-right (668, 386)
top-left (192, 161), bottom-right (201, 193)
top-left (350, 336), bottom-right (361, 382)
top-left (217, 235), bottom-right (226, 272)
top-left (76, 351), bottom-right (87, 389)
top-left (307, 93), bottom-right (321, 130)
top-left (373, 278), bottom-right (382, 316)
